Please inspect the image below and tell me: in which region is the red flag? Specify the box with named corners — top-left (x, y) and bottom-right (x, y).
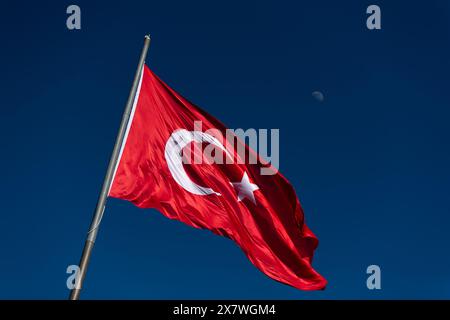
top-left (109, 65), bottom-right (327, 290)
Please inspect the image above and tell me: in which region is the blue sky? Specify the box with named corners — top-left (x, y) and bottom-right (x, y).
top-left (1, 1), bottom-right (450, 299)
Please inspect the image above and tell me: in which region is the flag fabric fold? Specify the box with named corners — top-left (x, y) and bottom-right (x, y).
top-left (109, 65), bottom-right (327, 290)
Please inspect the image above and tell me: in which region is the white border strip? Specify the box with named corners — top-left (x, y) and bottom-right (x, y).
top-left (108, 65), bottom-right (145, 195)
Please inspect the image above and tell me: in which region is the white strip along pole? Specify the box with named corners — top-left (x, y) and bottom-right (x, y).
top-left (69, 35), bottom-right (151, 300)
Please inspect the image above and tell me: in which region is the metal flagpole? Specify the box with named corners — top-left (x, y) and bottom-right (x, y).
top-left (69, 35), bottom-right (151, 300)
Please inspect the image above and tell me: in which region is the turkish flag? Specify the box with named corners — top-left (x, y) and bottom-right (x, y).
top-left (109, 65), bottom-right (327, 290)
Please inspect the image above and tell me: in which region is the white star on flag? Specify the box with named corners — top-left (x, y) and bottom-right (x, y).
top-left (230, 172), bottom-right (259, 204)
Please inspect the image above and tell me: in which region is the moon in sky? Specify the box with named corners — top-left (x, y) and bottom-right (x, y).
top-left (312, 91), bottom-right (324, 102)
top-left (164, 129), bottom-right (231, 196)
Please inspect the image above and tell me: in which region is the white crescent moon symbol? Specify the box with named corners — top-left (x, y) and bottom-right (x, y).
top-left (164, 129), bottom-right (231, 196)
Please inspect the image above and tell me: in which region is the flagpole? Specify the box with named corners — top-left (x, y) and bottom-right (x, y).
top-left (69, 35), bottom-right (151, 300)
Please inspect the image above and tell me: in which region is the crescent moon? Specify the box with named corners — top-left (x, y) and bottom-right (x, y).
top-left (164, 129), bottom-right (231, 196)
